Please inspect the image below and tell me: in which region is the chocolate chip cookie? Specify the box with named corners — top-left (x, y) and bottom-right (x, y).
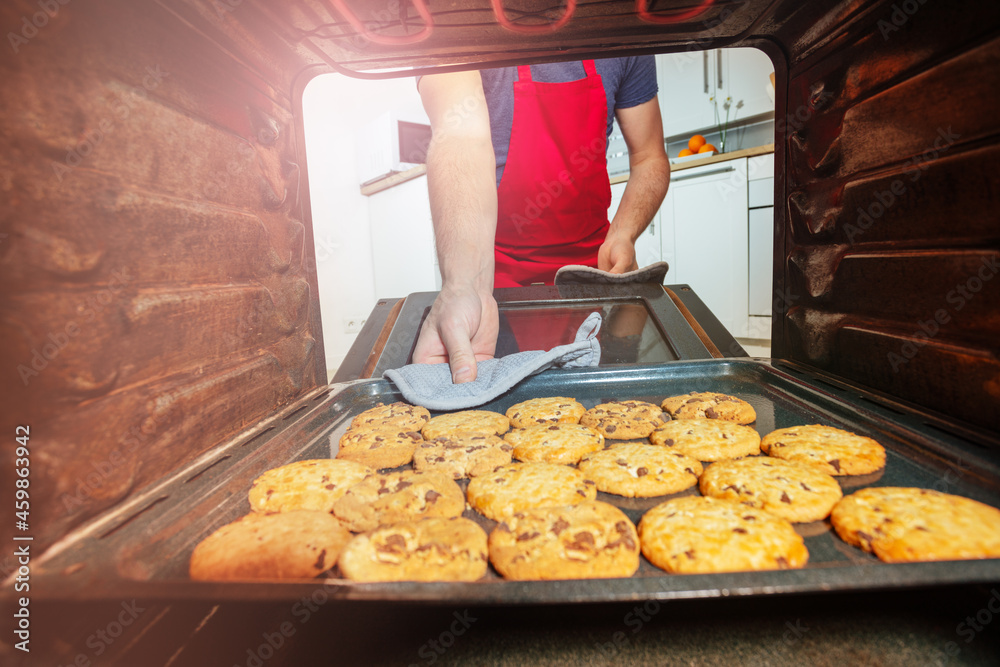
top-left (580, 400), bottom-right (668, 439)
top-left (332, 470), bottom-right (465, 532)
top-left (505, 397), bottom-right (586, 428)
top-left (761, 425), bottom-right (886, 476)
top-left (831, 487), bottom-right (1000, 562)
top-left (504, 423), bottom-right (605, 465)
top-left (489, 501), bottom-right (640, 580)
top-left (466, 462), bottom-right (597, 522)
top-left (660, 392), bottom-right (756, 424)
top-left (577, 443), bottom-right (702, 497)
top-left (249, 459), bottom-right (372, 514)
top-left (699, 456), bottom-right (843, 523)
top-left (648, 419), bottom-right (761, 462)
top-left (189, 510), bottom-right (351, 581)
top-left (412, 433), bottom-right (513, 479)
top-left (639, 496), bottom-right (809, 574)
top-left (338, 517), bottom-right (489, 582)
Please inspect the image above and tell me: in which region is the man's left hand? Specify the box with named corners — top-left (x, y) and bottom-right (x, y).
top-left (597, 232), bottom-right (639, 274)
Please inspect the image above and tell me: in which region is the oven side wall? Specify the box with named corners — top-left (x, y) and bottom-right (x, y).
top-left (0, 0), bottom-right (325, 553)
top-left (776, 2), bottom-right (1000, 433)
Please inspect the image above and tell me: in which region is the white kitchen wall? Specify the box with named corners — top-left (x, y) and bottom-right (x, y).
top-left (302, 73), bottom-right (429, 378)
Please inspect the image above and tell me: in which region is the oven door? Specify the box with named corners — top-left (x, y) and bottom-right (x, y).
top-left (336, 283), bottom-right (747, 382)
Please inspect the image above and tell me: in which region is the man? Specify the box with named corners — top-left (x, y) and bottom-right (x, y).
top-left (412, 57), bottom-right (670, 383)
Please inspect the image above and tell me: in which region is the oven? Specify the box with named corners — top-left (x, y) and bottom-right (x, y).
top-left (2, 0), bottom-right (999, 665)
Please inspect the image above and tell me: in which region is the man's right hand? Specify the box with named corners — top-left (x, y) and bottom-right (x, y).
top-left (412, 283), bottom-right (499, 384)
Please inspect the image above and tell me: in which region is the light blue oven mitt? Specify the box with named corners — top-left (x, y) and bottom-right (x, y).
top-left (383, 312), bottom-right (602, 411)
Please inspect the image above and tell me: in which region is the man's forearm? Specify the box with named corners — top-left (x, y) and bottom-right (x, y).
top-left (608, 152), bottom-right (670, 242)
top-left (425, 133), bottom-right (498, 294)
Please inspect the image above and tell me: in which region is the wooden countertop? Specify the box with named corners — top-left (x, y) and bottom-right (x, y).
top-left (362, 144), bottom-right (775, 195)
top-left (611, 143), bottom-right (774, 185)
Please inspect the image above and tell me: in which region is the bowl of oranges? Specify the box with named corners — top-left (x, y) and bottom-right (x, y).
top-left (674, 134), bottom-right (717, 162)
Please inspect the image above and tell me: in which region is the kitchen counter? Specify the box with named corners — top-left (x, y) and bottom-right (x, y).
top-left (362, 144), bottom-right (775, 195)
top-left (610, 143), bottom-right (775, 185)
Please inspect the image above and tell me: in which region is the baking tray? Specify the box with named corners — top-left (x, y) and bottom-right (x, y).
top-left (29, 359), bottom-right (1000, 604)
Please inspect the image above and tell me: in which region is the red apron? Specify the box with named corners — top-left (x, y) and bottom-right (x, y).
top-left (494, 60), bottom-right (612, 288)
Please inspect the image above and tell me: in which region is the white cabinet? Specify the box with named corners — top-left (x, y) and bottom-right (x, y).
top-left (723, 48), bottom-right (776, 124)
top-left (656, 50), bottom-right (717, 140)
top-left (609, 181), bottom-right (664, 274)
top-left (661, 158), bottom-right (751, 337)
top-left (747, 154), bottom-right (775, 334)
top-left (367, 174), bottom-right (441, 298)
top-left (656, 48), bottom-right (774, 138)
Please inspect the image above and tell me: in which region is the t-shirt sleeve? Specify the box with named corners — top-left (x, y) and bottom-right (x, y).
top-left (614, 55), bottom-right (658, 110)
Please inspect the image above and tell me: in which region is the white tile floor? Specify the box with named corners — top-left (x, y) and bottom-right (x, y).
top-left (736, 338), bottom-right (771, 358)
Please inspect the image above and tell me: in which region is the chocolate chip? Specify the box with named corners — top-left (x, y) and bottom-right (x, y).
top-left (705, 407), bottom-right (719, 419)
top-left (856, 530), bottom-right (874, 545)
top-left (551, 518), bottom-right (570, 535)
top-left (616, 458), bottom-right (628, 467)
top-left (684, 468), bottom-right (696, 474)
top-left (829, 459), bottom-right (841, 473)
top-left (684, 549), bottom-right (696, 559)
top-left (395, 481), bottom-right (412, 491)
top-left (800, 482), bottom-right (812, 491)
top-left (500, 444), bottom-right (513, 452)
top-left (732, 527), bottom-right (748, 534)
top-left (425, 490), bottom-right (441, 502)
top-left (664, 439), bottom-right (675, 447)
top-left (636, 467), bottom-right (648, 477)
top-left (576, 489), bottom-right (588, 497)
top-left (325, 484), bottom-right (335, 490)
top-left (567, 532), bottom-right (595, 551)
top-left (605, 424), bottom-right (617, 433)
top-left (686, 398), bottom-right (700, 404)
top-left (516, 531), bottom-right (540, 542)
top-left (780, 491), bottom-right (791, 504)
top-left (266, 489), bottom-right (274, 497)
top-left (548, 425), bottom-right (560, 431)
top-left (313, 549), bottom-right (327, 570)
top-left (379, 534), bottom-right (406, 551)
top-left (742, 515), bottom-right (756, 521)
top-left (435, 456), bottom-right (446, 462)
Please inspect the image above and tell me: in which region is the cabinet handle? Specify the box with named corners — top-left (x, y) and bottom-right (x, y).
top-left (702, 51), bottom-right (709, 94)
top-left (716, 49), bottom-right (723, 89)
top-left (671, 166), bottom-right (735, 182)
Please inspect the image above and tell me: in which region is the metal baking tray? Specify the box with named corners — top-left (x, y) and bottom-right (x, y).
top-left (32, 359), bottom-right (1000, 603)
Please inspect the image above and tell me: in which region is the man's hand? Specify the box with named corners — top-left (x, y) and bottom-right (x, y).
top-left (412, 284), bottom-right (499, 384)
top-left (597, 230), bottom-right (639, 274)
top-left (415, 71), bottom-right (500, 384)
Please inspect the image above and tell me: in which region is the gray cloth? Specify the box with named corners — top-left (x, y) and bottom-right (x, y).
top-left (384, 312), bottom-right (602, 411)
top-left (554, 260), bottom-right (669, 286)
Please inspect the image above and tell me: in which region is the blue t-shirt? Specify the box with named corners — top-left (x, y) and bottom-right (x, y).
top-left (480, 56), bottom-right (658, 185)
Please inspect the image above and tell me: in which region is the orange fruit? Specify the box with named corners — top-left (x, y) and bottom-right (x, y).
top-left (698, 143), bottom-right (717, 154)
top-left (678, 148), bottom-right (694, 157)
top-left (688, 134), bottom-right (706, 152)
